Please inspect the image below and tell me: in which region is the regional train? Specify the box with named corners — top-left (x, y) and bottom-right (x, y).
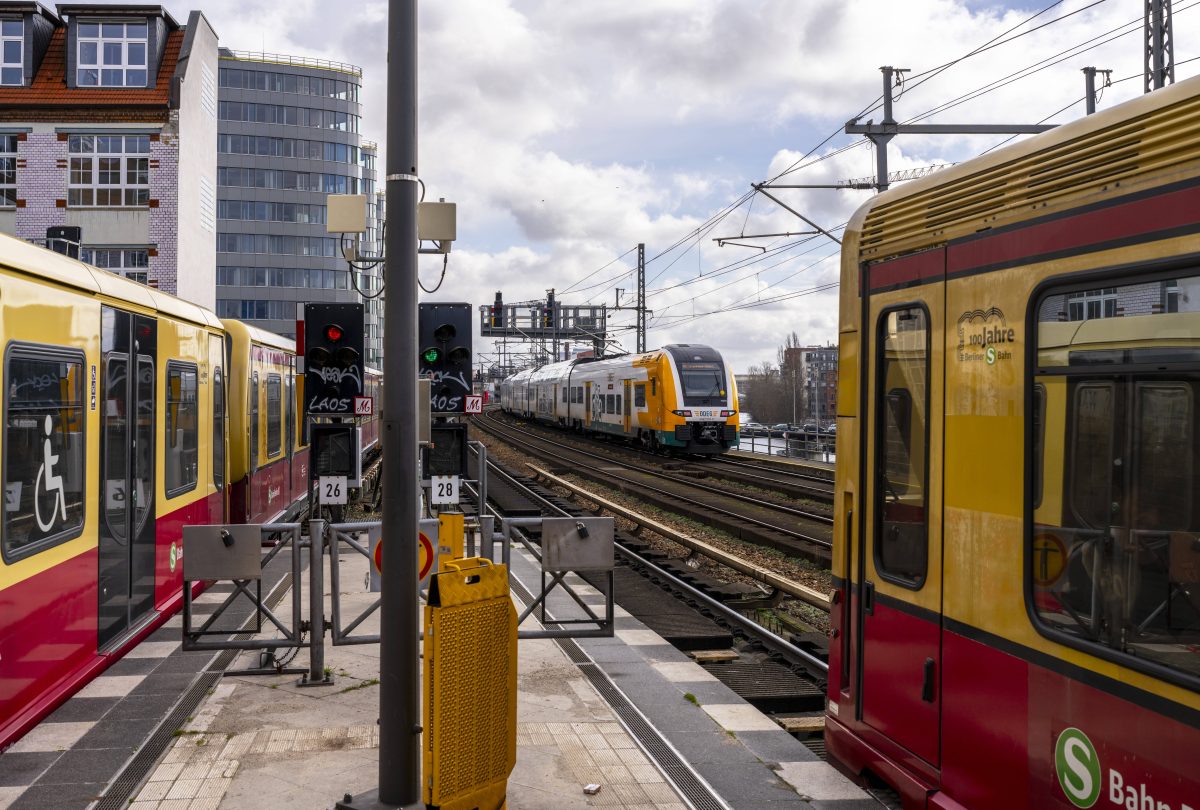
top-left (827, 75), bottom-right (1200, 806)
top-left (498, 344), bottom-right (740, 454)
top-left (0, 234), bottom-right (380, 751)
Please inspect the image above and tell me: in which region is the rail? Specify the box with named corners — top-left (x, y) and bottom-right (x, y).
top-left (530, 465), bottom-right (832, 612)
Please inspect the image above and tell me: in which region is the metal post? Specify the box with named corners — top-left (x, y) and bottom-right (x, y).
top-left (636, 243), bottom-right (645, 353)
top-left (1084, 67), bottom-right (1098, 115)
top-left (336, 0), bottom-right (421, 806)
top-left (300, 518), bottom-right (331, 686)
top-left (873, 66), bottom-right (899, 193)
top-left (1146, 0), bottom-right (1174, 92)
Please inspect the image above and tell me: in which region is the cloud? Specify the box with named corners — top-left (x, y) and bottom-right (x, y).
top-left (133, 0), bottom-right (1200, 375)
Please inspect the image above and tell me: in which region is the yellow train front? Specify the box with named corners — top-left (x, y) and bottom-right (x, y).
top-left (500, 344), bottom-right (740, 454)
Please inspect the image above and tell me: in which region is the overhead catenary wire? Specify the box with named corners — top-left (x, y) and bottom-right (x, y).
top-left (545, 1), bottom-right (1187, 357)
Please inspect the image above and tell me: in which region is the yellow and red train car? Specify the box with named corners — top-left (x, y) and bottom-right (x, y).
top-left (0, 236), bottom-right (383, 751)
top-left (827, 77), bottom-right (1200, 807)
top-left (0, 235), bottom-right (225, 749)
top-left (224, 320), bottom-right (308, 524)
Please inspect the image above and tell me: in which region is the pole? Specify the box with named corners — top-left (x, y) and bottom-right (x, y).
top-left (1084, 67), bottom-right (1098, 115)
top-left (636, 243), bottom-right (645, 353)
top-left (337, 0), bottom-right (421, 807)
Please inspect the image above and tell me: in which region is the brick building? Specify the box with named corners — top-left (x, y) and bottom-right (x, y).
top-left (0, 2), bottom-right (218, 308)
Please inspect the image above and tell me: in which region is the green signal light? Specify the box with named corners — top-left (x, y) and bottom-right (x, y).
top-left (422, 347), bottom-right (441, 364)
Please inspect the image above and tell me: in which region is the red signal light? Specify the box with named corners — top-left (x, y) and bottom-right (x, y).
top-left (325, 324), bottom-right (344, 342)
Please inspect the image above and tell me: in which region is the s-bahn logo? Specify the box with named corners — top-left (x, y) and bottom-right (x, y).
top-left (956, 307), bottom-right (1015, 365)
top-left (1056, 727), bottom-right (1101, 808)
top-left (1053, 727), bottom-right (1194, 810)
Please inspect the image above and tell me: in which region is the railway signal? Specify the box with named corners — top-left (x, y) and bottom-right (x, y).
top-left (490, 292), bottom-right (503, 328)
top-left (304, 303), bottom-right (365, 417)
top-left (418, 302), bottom-right (473, 413)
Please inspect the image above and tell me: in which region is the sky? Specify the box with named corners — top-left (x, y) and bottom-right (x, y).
top-left (142, 0), bottom-right (1199, 372)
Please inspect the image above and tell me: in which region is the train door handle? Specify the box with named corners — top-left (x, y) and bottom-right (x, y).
top-left (863, 581), bottom-right (874, 615)
top-left (921, 658), bottom-right (936, 703)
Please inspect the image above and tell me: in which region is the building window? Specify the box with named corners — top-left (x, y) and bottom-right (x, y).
top-left (1066, 287), bottom-right (1118, 321)
top-left (68, 135), bottom-right (150, 207)
top-left (1165, 281), bottom-right (1181, 313)
top-left (0, 134), bottom-right (16, 206)
top-left (77, 21), bottom-right (148, 87)
top-left (81, 247), bottom-right (150, 284)
top-left (1, 19), bottom-right (22, 86)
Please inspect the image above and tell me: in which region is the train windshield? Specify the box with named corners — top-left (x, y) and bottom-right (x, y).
top-left (681, 362), bottom-right (726, 404)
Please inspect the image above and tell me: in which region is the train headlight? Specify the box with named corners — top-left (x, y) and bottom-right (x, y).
top-left (672, 409), bottom-right (692, 417)
top-left (720, 410), bottom-right (735, 418)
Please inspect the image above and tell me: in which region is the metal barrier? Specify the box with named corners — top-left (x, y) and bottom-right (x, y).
top-left (500, 516), bottom-right (616, 640)
top-left (181, 523), bottom-right (307, 676)
top-left (180, 474), bottom-right (615, 688)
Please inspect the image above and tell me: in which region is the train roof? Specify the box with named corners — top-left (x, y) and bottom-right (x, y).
top-left (0, 231), bottom-right (224, 329)
top-left (844, 73), bottom-right (1200, 270)
top-left (222, 318), bottom-right (294, 353)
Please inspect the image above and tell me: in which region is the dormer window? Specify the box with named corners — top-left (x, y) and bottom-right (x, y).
top-left (1, 19), bottom-right (22, 86)
top-left (77, 21), bottom-right (147, 87)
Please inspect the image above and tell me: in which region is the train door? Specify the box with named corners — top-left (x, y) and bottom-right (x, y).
top-left (249, 369), bottom-right (259, 517)
top-left (855, 252), bottom-right (945, 769)
top-left (623, 380), bottom-right (632, 433)
top-left (98, 308), bottom-right (157, 650)
top-left (585, 381), bottom-right (593, 425)
top-left (210, 334), bottom-right (226, 524)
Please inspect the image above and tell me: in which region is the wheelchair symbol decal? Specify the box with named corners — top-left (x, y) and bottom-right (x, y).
top-left (34, 415), bottom-right (67, 532)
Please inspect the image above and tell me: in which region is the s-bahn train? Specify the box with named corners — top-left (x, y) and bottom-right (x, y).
top-left (498, 344), bottom-right (739, 454)
top-left (827, 75), bottom-right (1200, 806)
top-left (0, 235), bottom-right (380, 751)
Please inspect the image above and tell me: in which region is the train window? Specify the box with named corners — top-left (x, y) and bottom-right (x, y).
top-left (3, 346), bottom-right (86, 561)
top-left (634, 384), bottom-right (646, 408)
top-left (266, 374), bottom-right (282, 457)
top-left (1032, 273), bottom-right (1200, 684)
top-left (561, 387), bottom-right (567, 404)
top-left (165, 362), bottom-right (198, 497)
top-left (874, 305), bottom-right (929, 587)
top-left (606, 394), bottom-right (615, 413)
top-left (213, 366), bottom-right (225, 489)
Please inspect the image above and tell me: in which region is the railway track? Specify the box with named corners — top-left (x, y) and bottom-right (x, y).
top-left (710, 452), bottom-right (834, 492)
top-left (474, 409), bottom-right (833, 563)
top-left (472, 454), bottom-right (910, 805)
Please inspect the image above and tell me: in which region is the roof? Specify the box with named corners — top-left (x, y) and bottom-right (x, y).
top-left (0, 24), bottom-right (183, 111)
top-left (57, 4), bottom-right (178, 28)
top-left (0, 2), bottom-right (60, 23)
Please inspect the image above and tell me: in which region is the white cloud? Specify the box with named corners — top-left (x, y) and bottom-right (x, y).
top-left (140, 0), bottom-right (1200, 374)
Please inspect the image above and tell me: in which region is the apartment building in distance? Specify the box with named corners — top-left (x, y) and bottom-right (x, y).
top-left (215, 48), bottom-right (384, 365)
top-left (0, 2), bottom-right (219, 307)
top-left (784, 344), bottom-right (838, 426)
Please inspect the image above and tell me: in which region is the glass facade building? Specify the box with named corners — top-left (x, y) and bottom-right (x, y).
top-left (215, 49), bottom-right (381, 362)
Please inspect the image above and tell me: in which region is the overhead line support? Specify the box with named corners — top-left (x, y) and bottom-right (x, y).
top-left (844, 66), bottom-right (1056, 192)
